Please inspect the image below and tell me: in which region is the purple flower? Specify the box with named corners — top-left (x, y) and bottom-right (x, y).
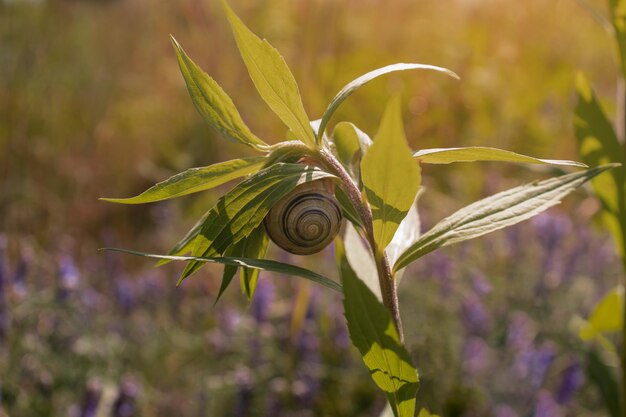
top-left (461, 294), bottom-right (491, 334)
top-left (470, 270), bottom-right (492, 296)
top-left (80, 378), bottom-right (102, 417)
top-left (251, 277), bottom-right (274, 324)
top-left (513, 342), bottom-right (555, 388)
top-left (532, 213), bottom-right (571, 251)
top-left (57, 255), bottom-right (80, 301)
top-left (556, 358), bottom-right (584, 404)
top-left (533, 390), bottom-right (564, 417)
top-left (111, 378), bottom-right (139, 417)
top-left (115, 278), bottom-right (135, 312)
top-left (0, 235), bottom-right (8, 342)
top-left (507, 312), bottom-right (536, 351)
top-left (494, 405), bottom-right (518, 417)
top-left (12, 256), bottom-right (28, 298)
top-left (462, 337), bottom-right (490, 375)
top-left (59, 255), bottom-right (80, 289)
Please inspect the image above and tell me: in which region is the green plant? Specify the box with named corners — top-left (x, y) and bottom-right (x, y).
top-left (574, 2), bottom-right (626, 416)
top-left (102, 1), bottom-right (616, 415)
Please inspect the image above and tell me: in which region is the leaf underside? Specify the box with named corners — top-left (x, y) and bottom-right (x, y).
top-left (337, 240), bottom-right (419, 417)
top-left (393, 164), bottom-right (618, 272)
top-left (102, 248), bottom-right (342, 293)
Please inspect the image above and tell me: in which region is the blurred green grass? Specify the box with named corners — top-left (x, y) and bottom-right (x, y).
top-left (0, 0), bottom-right (623, 416)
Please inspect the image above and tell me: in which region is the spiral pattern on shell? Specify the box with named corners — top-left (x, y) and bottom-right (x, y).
top-left (264, 180), bottom-right (342, 255)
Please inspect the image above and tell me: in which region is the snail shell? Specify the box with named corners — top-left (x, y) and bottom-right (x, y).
top-left (264, 180), bottom-right (342, 255)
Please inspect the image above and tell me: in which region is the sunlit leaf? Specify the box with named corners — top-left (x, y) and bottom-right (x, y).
top-left (181, 163), bottom-right (336, 281)
top-left (239, 225), bottom-right (269, 299)
top-left (101, 248), bottom-right (342, 293)
top-left (171, 37), bottom-right (268, 150)
top-left (336, 186), bottom-right (363, 228)
top-left (393, 164), bottom-right (618, 272)
top-left (361, 97), bottom-right (421, 253)
top-left (101, 157), bottom-right (265, 204)
top-left (413, 147), bottom-right (586, 167)
top-left (157, 208), bottom-right (211, 267)
top-left (344, 223), bottom-right (380, 301)
top-left (221, 0), bottom-right (316, 147)
top-left (333, 121), bottom-right (364, 168)
top-left (337, 240), bottom-right (419, 417)
top-left (216, 241), bottom-right (242, 303)
top-left (575, 72), bottom-right (626, 257)
top-left (318, 63), bottom-right (459, 139)
top-left (417, 409), bottom-right (440, 417)
top-left (580, 286), bottom-right (624, 340)
top-left (386, 190), bottom-right (422, 282)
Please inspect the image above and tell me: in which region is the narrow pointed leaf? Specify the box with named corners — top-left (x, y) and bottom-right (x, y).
top-left (575, 73), bottom-right (626, 257)
top-left (101, 157), bottom-right (265, 204)
top-left (100, 248), bottom-right (342, 292)
top-left (337, 240), bottom-right (419, 417)
top-left (333, 121), bottom-right (363, 167)
top-left (222, 0), bottom-right (316, 147)
top-left (156, 208), bottom-right (211, 267)
top-left (413, 147), bottom-right (586, 167)
top-left (344, 223), bottom-right (380, 302)
top-left (579, 286), bottom-right (625, 340)
top-left (335, 186), bottom-right (363, 228)
top-left (393, 164), bottom-right (618, 272)
top-left (239, 226), bottom-right (269, 299)
top-left (386, 189), bottom-right (423, 281)
top-left (180, 163), bottom-right (336, 282)
top-left (216, 243), bottom-right (241, 303)
top-left (171, 36), bottom-right (268, 150)
top-left (361, 97), bottom-right (421, 253)
top-left (318, 63), bottom-right (459, 138)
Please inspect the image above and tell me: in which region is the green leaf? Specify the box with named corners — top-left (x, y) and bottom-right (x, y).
top-left (575, 72), bottom-right (626, 257)
top-left (239, 225), bottom-right (269, 299)
top-left (101, 157), bottom-right (265, 204)
top-left (386, 190), bottom-right (422, 282)
top-left (586, 348), bottom-right (623, 417)
top-left (216, 242), bottom-right (241, 303)
top-left (335, 186), bottom-right (363, 228)
top-left (170, 36), bottom-right (268, 150)
top-left (100, 248), bottom-right (342, 293)
top-left (344, 223), bottom-right (380, 301)
top-left (221, 0), bottom-right (316, 148)
top-left (333, 122), bottom-right (363, 167)
top-left (580, 286), bottom-right (624, 340)
top-left (318, 63), bottom-right (459, 139)
top-left (180, 163), bottom-right (336, 282)
top-left (610, 0), bottom-right (626, 78)
top-left (417, 409), bottom-right (440, 417)
top-left (393, 164), bottom-right (618, 272)
top-left (157, 208), bottom-right (211, 267)
top-left (413, 147), bottom-right (587, 167)
top-left (361, 97), bottom-right (421, 253)
top-left (337, 240), bottom-right (419, 417)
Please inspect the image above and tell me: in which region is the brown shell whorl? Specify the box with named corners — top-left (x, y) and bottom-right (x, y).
top-left (264, 180), bottom-right (342, 255)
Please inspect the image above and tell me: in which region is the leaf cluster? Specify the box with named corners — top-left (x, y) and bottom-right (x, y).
top-left (101, 2), bottom-right (616, 415)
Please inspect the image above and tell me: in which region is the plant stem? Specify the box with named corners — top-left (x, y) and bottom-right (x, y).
top-left (317, 147), bottom-right (404, 340)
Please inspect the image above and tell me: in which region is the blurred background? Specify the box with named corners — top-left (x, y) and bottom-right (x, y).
top-left (1, 0), bottom-right (624, 415)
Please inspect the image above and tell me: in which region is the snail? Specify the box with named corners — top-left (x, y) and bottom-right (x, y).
top-left (264, 179), bottom-right (343, 255)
